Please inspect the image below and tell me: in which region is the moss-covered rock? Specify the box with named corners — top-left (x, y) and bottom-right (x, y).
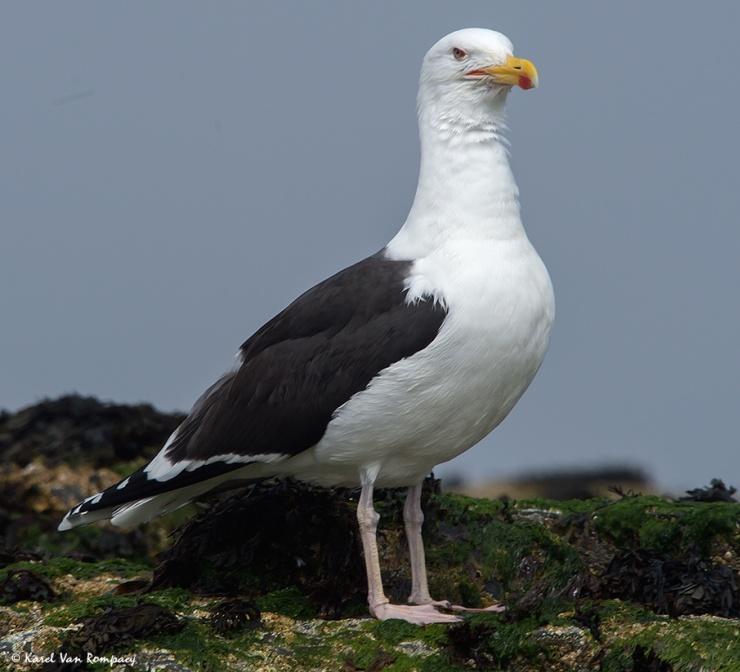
top-left (0, 486), bottom-right (738, 672)
top-left (2, 398), bottom-right (739, 669)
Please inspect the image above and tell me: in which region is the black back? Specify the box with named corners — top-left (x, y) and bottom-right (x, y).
top-left (165, 252), bottom-right (447, 462)
top-left (64, 253), bottom-right (447, 518)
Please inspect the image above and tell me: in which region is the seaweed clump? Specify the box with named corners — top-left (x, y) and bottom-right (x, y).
top-left (0, 396), bottom-right (183, 564)
top-left (2, 396), bottom-right (739, 671)
top-left (46, 604), bottom-right (184, 672)
top-left (0, 394), bottom-right (184, 468)
top-left (208, 598), bottom-right (261, 635)
top-left (0, 568), bottom-right (56, 604)
top-left (152, 479), bottom-right (370, 618)
top-left (601, 548), bottom-right (738, 617)
top-left (681, 478), bottom-right (737, 503)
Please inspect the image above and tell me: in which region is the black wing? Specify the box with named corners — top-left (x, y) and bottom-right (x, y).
top-left (61, 252), bottom-right (447, 523)
top-left (165, 252), bottom-right (447, 462)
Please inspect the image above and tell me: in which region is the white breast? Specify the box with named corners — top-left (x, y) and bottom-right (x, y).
top-left (293, 236), bottom-right (555, 488)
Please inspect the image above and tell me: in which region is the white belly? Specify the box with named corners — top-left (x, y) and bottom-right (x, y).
top-left (285, 238), bottom-right (555, 488)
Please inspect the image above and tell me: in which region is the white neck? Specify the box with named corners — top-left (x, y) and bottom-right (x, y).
top-left (386, 96), bottom-right (524, 260)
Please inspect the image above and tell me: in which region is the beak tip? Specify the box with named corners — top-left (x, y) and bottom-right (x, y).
top-left (518, 76), bottom-right (535, 90)
top-left (488, 55), bottom-right (539, 90)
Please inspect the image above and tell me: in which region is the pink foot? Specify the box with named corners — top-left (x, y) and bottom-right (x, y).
top-left (448, 602), bottom-right (506, 613)
top-left (416, 599), bottom-right (507, 614)
top-left (371, 602), bottom-right (462, 625)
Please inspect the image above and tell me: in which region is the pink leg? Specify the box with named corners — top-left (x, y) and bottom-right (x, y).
top-left (357, 469), bottom-right (460, 625)
top-left (404, 482), bottom-right (433, 605)
top-left (404, 482), bottom-right (505, 614)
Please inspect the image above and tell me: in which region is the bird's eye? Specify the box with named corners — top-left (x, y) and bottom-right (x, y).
top-left (452, 47), bottom-right (467, 61)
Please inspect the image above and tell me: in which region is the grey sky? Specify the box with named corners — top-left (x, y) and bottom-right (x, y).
top-left (2, 2), bottom-right (739, 490)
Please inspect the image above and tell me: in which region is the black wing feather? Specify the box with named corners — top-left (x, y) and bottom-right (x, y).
top-left (165, 252), bottom-right (446, 462)
top-left (62, 252), bottom-right (446, 521)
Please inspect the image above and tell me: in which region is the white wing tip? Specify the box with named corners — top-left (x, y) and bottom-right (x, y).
top-left (57, 514), bottom-right (74, 531)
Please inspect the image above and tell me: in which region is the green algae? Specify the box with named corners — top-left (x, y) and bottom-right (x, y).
top-left (152, 490), bottom-right (738, 623)
top-left (42, 587), bottom-right (192, 627)
top-left (3, 492), bottom-right (739, 671)
top-left (0, 556), bottom-right (150, 584)
top-left (43, 593), bottom-right (140, 626)
top-left (592, 496), bottom-right (740, 555)
top-left (624, 617), bottom-right (740, 672)
top-left (371, 618), bottom-right (448, 647)
top-left (256, 587), bottom-right (314, 619)
top-left (148, 620), bottom-right (245, 672)
top-left (597, 600), bottom-right (740, 672)
top-left (335, 619), bottom-right (464, 672)
top-left (432, 492), bottom-right (506, 522)
top-left (425, 491), bottom-right (585, 609)
top-left (439, 601), bottom-right (740, 672)
top-left (516, 497), bottom-right (609, 515)
top-left (445, 612), bottom-right (547, 671)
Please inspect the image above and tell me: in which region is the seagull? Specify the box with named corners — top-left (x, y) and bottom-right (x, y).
top-left (59, 28), bottom-right (554, 625)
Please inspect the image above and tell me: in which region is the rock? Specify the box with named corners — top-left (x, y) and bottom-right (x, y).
top-left (0, 396), bottom-right (185, 564)
top-left (454, 465), bottom-right (654, 501)
top-left (207, 598), bottom-right (261, 635)
top-left (0, 569), bottom-right (56, 604)
top-left (0, 459), bottom-right (166, 562)
top-left (1, 396), bottom-right (740, 671)
top-left (682, 479), bottom-right (738, 503)
top-left (601, 548), bottom-right (738, 617)
top-left (0, 394), bottom-right (183, 468)
top-left (1, 486), bottom-right (737, 671)
top-left (60, 603), bottom-right (184, 660)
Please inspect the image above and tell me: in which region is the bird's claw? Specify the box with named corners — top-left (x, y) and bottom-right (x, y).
top-left (412, 599), bottom-right (507, 614)
top-left (449, 602), bottom-right (506, 613)
top-left (371, 601), bottom-right (462, 625)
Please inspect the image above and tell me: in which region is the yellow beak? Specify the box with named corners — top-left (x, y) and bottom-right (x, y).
top-left (469, 55), bottom-right (539, 90)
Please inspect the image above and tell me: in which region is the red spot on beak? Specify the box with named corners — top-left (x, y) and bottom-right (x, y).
top-left (518, 76), bottom-right (533, 90)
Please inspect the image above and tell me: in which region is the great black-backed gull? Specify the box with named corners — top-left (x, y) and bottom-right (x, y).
top-left (60, 28), bottom-right (554, 625)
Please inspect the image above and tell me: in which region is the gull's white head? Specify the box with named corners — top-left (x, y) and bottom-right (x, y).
top-left (418, 28), bottom-right (538, 129)
top-left (387, 29), bottom-right (537, 258)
